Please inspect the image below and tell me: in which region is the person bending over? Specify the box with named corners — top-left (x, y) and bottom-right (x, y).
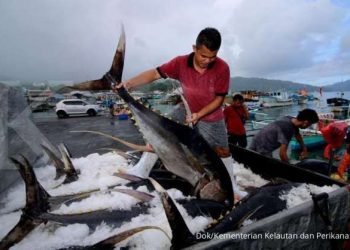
top-left (249, 109), bottom-right (319, 163)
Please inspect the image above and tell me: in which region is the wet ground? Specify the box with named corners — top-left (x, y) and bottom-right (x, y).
top-left (33, 112), bottom-right (145, 157)
top-left (0, 111), bottom-right (144, 196)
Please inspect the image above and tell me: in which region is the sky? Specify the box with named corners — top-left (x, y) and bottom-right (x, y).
top-left (0, 0), bottom-right (350, 86)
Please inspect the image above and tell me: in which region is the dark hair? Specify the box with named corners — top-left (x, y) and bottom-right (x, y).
top-left (196, 27), bottom-right (221, 51)
top-left (297, 109), bottom-right (319, 124)
top-left (232, 94), bottom-right (244, 102)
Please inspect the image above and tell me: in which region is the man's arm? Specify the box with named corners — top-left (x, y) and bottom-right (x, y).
top-left (188, 96), bottom-right (225, 124)
top-left (295, 133), bottom-right (308, 159)
top-left (279, 144), bottom-right (289, 162)
top-left (242, 104), bottom-right (249, 120)
top-left (116, 69), bottom-right (161, 90)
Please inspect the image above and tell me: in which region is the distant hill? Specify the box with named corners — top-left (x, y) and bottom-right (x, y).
top-left (322, 80), bottom-right (350, 91)
top-left (3, 76), bottom-right (349, 93)
top-left (229, 77), bottom-right (320, 93)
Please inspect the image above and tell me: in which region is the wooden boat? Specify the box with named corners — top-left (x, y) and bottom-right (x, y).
top-left (327, 97), bottom-right (350, 106)
top-left (259, 91), bottom-right (294, 108)
top-left (331, 105), bottom-right (350, 113)
top-left (297, 95), bottom-right (308, 104)
top-left (248, 109), bottom-right (268, 121)
top-left (290, 89), bottom-right (309, 105)
top-left (290, 129), bottom-right (326, 151)
top-left (240, 90), bottom-right (262, 102)
top-left (251, 119), bottom-right (274, 130)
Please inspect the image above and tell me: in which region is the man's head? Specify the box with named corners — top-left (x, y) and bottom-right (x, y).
top-left (193, 27), bottom-right (221, 70)
top-left (232, 94), bottom-right (244, 107)
top-left (196, 27), bottom-right (222, 51)
top-left (296, 109), bottom-right (319, 128)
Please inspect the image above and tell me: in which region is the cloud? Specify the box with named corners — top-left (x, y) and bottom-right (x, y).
top-left (224, 0), bottom-right (349, 83)
top-left (0, 0), bottom-right (349, 85)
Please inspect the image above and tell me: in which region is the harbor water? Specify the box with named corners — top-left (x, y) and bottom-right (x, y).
top-left (245, 91), bottom-right (350, 162)
top-left (151, 91), bottom-right (350, 163)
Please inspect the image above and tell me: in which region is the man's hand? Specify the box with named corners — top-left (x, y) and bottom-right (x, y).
top-left (186, 113), bottom-right (200, 125)
top-left (112, 81), bottom-right (132, 92)
top-left (279, 144), bottom-right (289, 163)
top-left (145, 143), bottom-right (154, 152)
top-left (299, 147), bottom-right (308, 160)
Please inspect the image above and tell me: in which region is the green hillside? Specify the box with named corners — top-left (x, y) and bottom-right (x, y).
top-left (229, 77), bottom-right (320, 93)
top-left (323, 80), bottom-right (350, 91)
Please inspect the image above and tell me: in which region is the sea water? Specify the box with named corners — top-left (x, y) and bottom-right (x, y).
top-left (247, 91), bottom-right (350, 162)
top-left (152, 91), bottom-right (350, 162)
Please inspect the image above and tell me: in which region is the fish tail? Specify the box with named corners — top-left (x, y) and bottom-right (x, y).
top-left (1, 157), bottom-right (49, 249)
top-left (149, 178), bottom-right (195, 248)
top-left (41, 144), bottom-right (65, 180)
top-left (92, 226), bottom-right (169, 250)
top-left (10, 156), bottom-right (51, 213)
top-left (57, 143), bottom-right (79, 184)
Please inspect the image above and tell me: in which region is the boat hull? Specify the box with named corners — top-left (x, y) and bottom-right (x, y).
top-left (230, 145), bottom-right (345, 186)
top-left (259, 97), bottom-right (294, 108)
top-left (290, 134), bottom-right (326, 151)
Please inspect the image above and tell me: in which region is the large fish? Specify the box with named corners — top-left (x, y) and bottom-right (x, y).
top-left (4, 141), bottom-right (194, 214)
top-left (66, 26), bottom-right (233, 205)
top-left (0, 155), bottom-right (226, 249)
top-left (295, 159), bottom-right (337, 176)
top-left (149, 178), bottom-right (298, 249)
top-left (0, 156), bottom-right (156, 250)
top-left (56, 226), bottom-right (168, 250)
top-left (40, 140), bottom-right (195, 200)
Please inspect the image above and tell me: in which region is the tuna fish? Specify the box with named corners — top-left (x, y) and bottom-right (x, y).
top-left (149, 178), bottom-right (298, 249)
top-left (79, 26), bottom-right (234, 205)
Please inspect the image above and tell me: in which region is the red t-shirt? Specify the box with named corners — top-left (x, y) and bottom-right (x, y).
top-left (157, 53), bottom-right (230, 122)
top-left (224, 105), bottom-right (247, 136)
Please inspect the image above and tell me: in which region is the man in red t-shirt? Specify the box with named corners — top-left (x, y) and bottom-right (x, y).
top-left (116, 27), bottom-right (230, 156)
top-left (115, 28), bottom-right (246, 199)
top-left (224, 94), bottom-right (249, 148)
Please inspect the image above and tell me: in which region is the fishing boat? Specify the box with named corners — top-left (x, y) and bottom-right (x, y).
top-left (245, 101), bottom-right (261, 110)
top-left (290, 89), bottom-right (309, 105)
top-left (327, 97), bottom-right (350, 106)
top-left (251, 119), bottom-right (274, 130)
top-left (290, 128), bottom-right (326, 151)
top-left (297, 95), bottom-right (308, 104)
top-left (249, 110), bottom-right (268, 121)
top-left (331, 104), bottom-right (350, 114)
top-left (259, 91), bottom-right (294, 108)
top-left (240, 90), bottom-right (262, 102)
top-left (290, 113), bottom-right (336, 151)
